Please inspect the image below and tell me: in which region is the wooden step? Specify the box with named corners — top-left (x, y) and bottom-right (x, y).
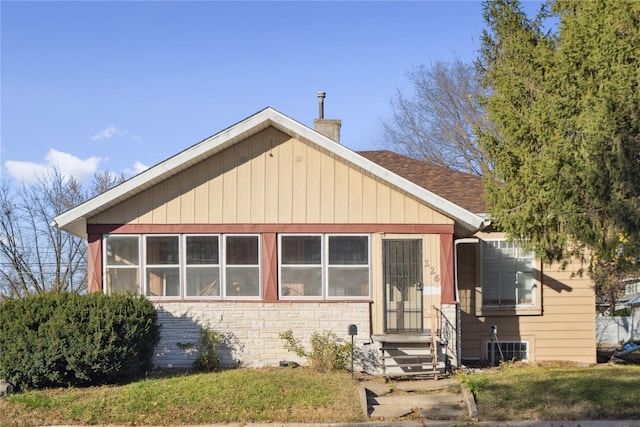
top-left (382, 355), bottom-right (434, 361)
top-left (386, 363), bottom-right (435, 368)
top-left (383, 370), bottom-right (440, 379)
top-left (373, 333), bottom-right (446, 379)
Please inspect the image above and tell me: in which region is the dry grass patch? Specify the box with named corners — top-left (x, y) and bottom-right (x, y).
top-left (0, 368), bottom-right (366, 426)
top-left (461, 363), bottom-right (640, 421)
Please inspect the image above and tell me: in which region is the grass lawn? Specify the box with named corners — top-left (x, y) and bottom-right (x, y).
top-left (2, 363), bottom-right (640, 426)
top-left (0, 368), bottom-right (366, 426)
top-left (461, 363), bottom-right (640, 421)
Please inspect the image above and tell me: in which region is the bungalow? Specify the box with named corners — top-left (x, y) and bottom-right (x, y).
top-left (53, 101), bottom-right (596, 373)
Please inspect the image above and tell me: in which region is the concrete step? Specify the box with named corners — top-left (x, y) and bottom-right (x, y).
top-left (362, 378), bottom-right (474, 422)
top-left (395, 377), bottom-right (459, 392)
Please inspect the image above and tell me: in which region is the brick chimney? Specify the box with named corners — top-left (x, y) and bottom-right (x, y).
top-left (313, 91), bottom-right (341, 143)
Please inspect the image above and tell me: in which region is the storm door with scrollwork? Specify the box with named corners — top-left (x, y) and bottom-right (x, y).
top-left (383, 239), bottom-right (424, 333)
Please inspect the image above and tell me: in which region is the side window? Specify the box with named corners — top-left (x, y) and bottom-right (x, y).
top-left (482, 240), bottom-right (535, 307)
top-left (105, 235), bottom-right (140, 294)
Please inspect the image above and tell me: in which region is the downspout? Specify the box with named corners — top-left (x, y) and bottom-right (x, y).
top-left (454, 238), bottom-right (479, 368)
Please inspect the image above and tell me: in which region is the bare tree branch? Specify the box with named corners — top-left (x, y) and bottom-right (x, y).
top-left (383, 59), bottom-right (492, 176)
top-left (0, 168), bottom-right (119, 297)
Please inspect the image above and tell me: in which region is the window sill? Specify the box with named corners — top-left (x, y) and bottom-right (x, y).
top-left (280, 296), bottom-right (373, 302)
top-left (147, 296), bottom-right (262, 302)
top-left (477, 306), bottom-right (542, 316)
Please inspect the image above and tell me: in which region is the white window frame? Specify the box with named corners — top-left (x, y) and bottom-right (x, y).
top-left (278, 233), bottom-right (371, 300)
top-left (103, 234), bottom-right (141, 295)
top-left (279, 234), bottom-right (323, 299)
top-left (326, 234), bottom-right (371, 300)
top-left (143, 234), bottom-right (181, 298)
top-left (486, 340), bottom-right (529, 362)
top-left (184, 234), bottom-right (221, 299)
top-left (103, 233), bottom-right (261, 300)
top-left (222, 234), bottom-right (262, 299)
top-left (480, 239), bottom-right (537, 309)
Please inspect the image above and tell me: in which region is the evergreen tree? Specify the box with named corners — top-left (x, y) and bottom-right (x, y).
top-left (478, 0), bottom-right (640, 272)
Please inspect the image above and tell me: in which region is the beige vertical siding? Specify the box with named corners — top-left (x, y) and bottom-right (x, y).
top-left (458, 234), bottom-right (596, 364)
top-left (90, 127), bottom-right (454, 339)
top-left (180, 167), bottom-right (195, 223)
top-left (89, 127), bottom-right (453, 226)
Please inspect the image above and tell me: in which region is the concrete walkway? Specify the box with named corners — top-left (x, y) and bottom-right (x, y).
top-left (361, 377), bottom-right (476, 422)
top-left (355, 377), bottom-right (640, 427)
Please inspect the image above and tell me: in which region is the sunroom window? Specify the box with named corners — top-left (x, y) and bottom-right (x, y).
top-left (328, 236), bottom-right (370, 297)
top-left (224, 235), bottom-right (261, 298)
top-left (185, 235), bottom-right (220, 297)
top-left (279, 234), bottom-right (370, 299)
top-left (105, 235), bottom-right (140, 294)
top-left (103, 234), bottom-right (259, 299)
top-left (280, 235), bottom-right (322, 297)
top-left (482, 239), bottom-right (535, 307)
top-left (146, 236), bottom-right (180, 297)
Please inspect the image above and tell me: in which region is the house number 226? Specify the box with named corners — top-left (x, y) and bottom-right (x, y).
top-left (423, 259), bottom-right (440, 283)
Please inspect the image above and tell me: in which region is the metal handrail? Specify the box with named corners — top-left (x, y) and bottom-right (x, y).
top-left (432, 305), bottom-right (457, 363)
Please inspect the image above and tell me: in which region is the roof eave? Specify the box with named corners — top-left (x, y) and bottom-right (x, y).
top-left (52, 108), bottom-right (280, 238)
top-left (53, 107), bottom-right (488, 239)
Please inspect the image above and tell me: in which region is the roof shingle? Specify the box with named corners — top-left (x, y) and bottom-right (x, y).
top-left (358, 150), bottom-right (487, 214)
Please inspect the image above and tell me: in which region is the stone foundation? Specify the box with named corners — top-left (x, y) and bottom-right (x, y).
top-left (153, 301), bottom-right (371, 369)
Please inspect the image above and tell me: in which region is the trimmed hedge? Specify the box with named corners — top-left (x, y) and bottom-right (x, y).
top-left (0, 292), bottom-right (160, 390)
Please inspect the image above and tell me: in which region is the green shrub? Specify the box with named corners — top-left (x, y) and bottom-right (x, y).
top-left (280, 329), bottom-right (352, 373)
top-left (0, 292), bottom-right (160, 390)
top-left (457, 371), bottom-right (488, 398)
top-left (194, 324), bottom-right (225, 372)
top-left (615, 307), bottom-right (631, 317)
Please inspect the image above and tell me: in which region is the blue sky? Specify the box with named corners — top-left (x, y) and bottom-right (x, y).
top-left (1, 1), bottom-right (541, 185)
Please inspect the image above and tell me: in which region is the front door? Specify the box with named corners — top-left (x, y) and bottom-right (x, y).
top-left (383, 239), bottom-right (424, 333)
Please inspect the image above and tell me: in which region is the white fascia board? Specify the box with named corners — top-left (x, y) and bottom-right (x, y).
top-left (53, 107), bottom-right (487, 238)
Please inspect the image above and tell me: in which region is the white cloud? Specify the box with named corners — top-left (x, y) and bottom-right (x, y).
top-left (5, 149), bottom-right (102, 184)
top-left (91, 124), bottom-right (125, 141)
top-left (46, 150), bottom-right (102, 181)
top-left (5, 161), bottom-right (50, 184)
top-left (133, 161), bottom-right (149, 174)
top-left (124, 161), bottom-right (149, 178)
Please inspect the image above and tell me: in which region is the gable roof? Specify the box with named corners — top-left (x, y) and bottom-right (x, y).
top-left (358, 150), bottom-right (487, 214)
top-left (52, 107), bottom-right (488, 239)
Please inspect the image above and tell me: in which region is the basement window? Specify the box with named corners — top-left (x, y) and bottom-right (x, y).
top-left (486, 341), bottom-right (529, 363)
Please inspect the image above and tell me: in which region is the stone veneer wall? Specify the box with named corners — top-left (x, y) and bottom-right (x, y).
top-left (153, 301), bottom-right (372, 369)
